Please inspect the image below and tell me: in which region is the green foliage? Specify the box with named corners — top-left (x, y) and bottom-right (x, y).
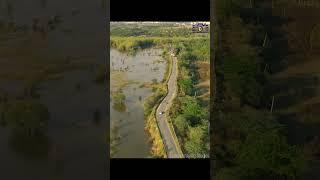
top-left (236, 131), bottom-right (306, 179)
top-left (213, 1), bottom-right (313, 179)
top-left (4, 99), bottom-right (49, 135)
top-left (223, 55), bottom-right (263, 106)
top-left (168, 34), bottom-right (210, 157)
top-left (173, 115), bottom-right (189, 137)
top-left (112, 91), bottom-right (126, 112)
top-left (111, 36), bottom-right (208, 54)
top-left (180, 96), bottom-right (208, 124)
top-left (1, 99), bottom-right (50, 159)
top-left (178, 78), bottom-right (193, 95)
top-left (111, 23), bottom-right (193, 37)
top-left (110, 22), bottom-right (210, 158)
top-left (184, 124), bottom-right (209, 157)
top-left (110, 37), bottom-right (156, 53)
top-left (214, 109), bottom-right (307, 179)
top-left (176, 37), bottom-right (210, 60)
top-left (143, 89), bottom-right (165, 116)
top-left (172, 96), bottom-right (209, 157)
top-left (112, 91), bottom-right (125, 103)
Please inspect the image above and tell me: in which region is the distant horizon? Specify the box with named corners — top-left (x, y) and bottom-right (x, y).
top-left (110, 21), bottom-right (210, 24)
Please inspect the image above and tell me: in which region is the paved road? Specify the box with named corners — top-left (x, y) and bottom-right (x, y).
top-left (156, 56), bottom-right (184, 158)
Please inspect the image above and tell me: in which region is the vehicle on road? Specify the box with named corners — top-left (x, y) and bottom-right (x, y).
top-left (159, 111), bottom-right (165, 115)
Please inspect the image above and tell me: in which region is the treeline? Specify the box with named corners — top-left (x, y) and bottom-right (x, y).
top-left (169, 40), bottom-right (210, 158)
top-left (111, 23), bottom-right (192, 37)
top-left (213, 1), bottom-right (309, 179)
top-left (110, 36), bottom-right (208, 54)
top-left (110, 23), bottom-right (209, 54)
top-left (111, 37), bottom-right (156, 53)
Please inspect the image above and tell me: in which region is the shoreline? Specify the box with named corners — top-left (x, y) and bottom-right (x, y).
top-left (110, 46), bottom-right (168, 157)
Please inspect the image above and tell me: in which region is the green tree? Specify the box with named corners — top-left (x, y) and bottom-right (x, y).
top-left (180, 96), bottom-right (207, 125)
top-left (236, 131), bottom-right (306, 179)
top-left (173, 115), bottom-right (189, 137)
top-left (223, 55), bottom-right (263, 107)
top-left (178, 78), bottom-right (193, 95)
top-left (5, 99), bottom-right (49, 136)
top-left (184, 125), bottom-right (208, 157)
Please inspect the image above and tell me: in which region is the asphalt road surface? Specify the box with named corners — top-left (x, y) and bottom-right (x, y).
top-left (156, 56), bottom-right (184, 158)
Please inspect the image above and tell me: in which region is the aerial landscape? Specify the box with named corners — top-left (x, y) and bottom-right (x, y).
top-left (213, 1), bottom-right (320, 179)
top-left (0, 0), bottom-right (106, 179)
top-left (110, 22), bottom-right (210, 158)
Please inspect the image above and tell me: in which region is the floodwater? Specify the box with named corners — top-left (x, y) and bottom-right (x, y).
top-left (0, 0), bottom-right (106, 179)
top-left (110, 48), bottom-right (166, 158)
top-left (0, 69), bottom-right (107, 180)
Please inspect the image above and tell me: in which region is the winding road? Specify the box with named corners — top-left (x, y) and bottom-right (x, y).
top-left (156, 55), bottom-right (184, 158)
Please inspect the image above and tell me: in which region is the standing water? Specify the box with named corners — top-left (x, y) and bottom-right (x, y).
top-left (110, 48), bottom-right (166, 158)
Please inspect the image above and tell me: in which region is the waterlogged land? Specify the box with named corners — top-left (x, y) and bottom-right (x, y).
top-left (110, 22), bottom-right (210, 158)
top-left (110, 48), bottom-right (166, 158)
top-left (0, 1), bottom-right (106, 178)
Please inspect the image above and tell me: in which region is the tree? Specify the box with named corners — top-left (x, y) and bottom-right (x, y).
top-left (173, 115), bottom-right (189, 137)
top-left (180, 96), bottom-right (207, 125)
top-left (178, 78), bottom-right (193, 95)
top-left (223, 54), bottom-right (263, 107)
top-left (236, 131), bottom-right (306, 179)
top-left (184, 125), bottom-right (208, 157)
top-left (5, 99), bottom-right (49, 136)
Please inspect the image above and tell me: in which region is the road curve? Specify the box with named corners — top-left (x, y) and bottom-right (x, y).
top-left (156, 55), bottom-right (184, 158)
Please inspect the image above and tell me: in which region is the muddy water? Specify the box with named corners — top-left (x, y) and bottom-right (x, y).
top-left (110, 48), bottom-right (166, 158)
top-left (0, 0), bottom-right (106, 179)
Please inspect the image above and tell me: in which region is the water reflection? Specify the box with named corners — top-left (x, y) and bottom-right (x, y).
top-left (110, 48), bottom-right (166, 158)
top-left (0, 0), bottom-right (106, 178)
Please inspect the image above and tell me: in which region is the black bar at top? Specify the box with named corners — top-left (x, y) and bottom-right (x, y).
top-left (111, 0), bottom-right (210, 21)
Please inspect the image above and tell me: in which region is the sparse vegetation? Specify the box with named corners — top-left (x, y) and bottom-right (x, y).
top-left (112, 90), bottom-right (126, 112)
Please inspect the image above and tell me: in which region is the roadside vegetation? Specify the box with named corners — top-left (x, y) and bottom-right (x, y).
top-left (213, 1), bottom-right (320, 179)
top-left (169, 38), bottom-right (210, 158)
top-left (111, 22), bottom-right (210, 158)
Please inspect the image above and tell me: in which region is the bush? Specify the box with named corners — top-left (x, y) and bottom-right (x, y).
top-left (184, 125), bottom-right (209, 157)
top-left (4, 99), bottom-right (49, 136)
top-left (173, 115), bottom-right (189, 137)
